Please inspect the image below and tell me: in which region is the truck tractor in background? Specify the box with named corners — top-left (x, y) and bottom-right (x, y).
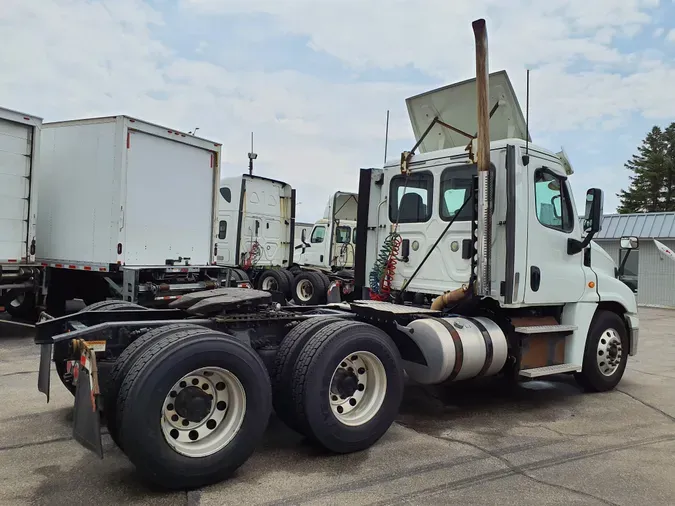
top-left (291, 191), bottom-right (358, 305)
top-left (31, 18), bottom-right (638, 491)
top-left (215, 180), bottom-right (358, 306)
top-left (215, 173), bottom-right (296, 297)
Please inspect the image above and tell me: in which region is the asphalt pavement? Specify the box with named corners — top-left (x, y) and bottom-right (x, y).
top-left (1, 307), bottom-right (674, 505)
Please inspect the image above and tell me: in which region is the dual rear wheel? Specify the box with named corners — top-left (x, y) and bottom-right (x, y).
top-left (271, 318), bottom-right (404, 453)
top-left (102, 316), bottom-right (403, 489)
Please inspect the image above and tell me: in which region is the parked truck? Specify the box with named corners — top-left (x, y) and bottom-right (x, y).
top-left (214, 177), bottom-right (358, 305)
top-left (0, 107), bottom-right (42, 319)
top-left (215, 173), bottom-right (296, 295)
top-left (32, 19), bottom-right (638, 491)
top-left (3, 115), bottom-right (236, 321)
top-left (290, 191), bottom-right (358, 304)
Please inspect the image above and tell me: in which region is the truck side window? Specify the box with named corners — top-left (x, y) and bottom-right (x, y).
top-left (389, 172), bottom-right (433, 223)
top-left (220, 187), bottom-right (231, 203)
top-left (335, 226), bottom-right (351, 244)
top-left (534, 169), bottom-right (573, 232)
top-left (352, 228), bottom-right (356, 244)
top-left (439, 164), bottom-right (495, 221)
top-left (440, 165), bottom-right (473, 221)
top-left (218, 220), bottom-right (227, 239)
top-left (311, 226), bottom-right (326, 243)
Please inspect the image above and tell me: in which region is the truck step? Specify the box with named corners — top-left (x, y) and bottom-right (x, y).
top-left (519, 363), bottom-right (581, 378)
top-left (515, 324), bottom-right (577, 334)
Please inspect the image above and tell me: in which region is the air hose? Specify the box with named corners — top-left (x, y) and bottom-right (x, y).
top-left (369, 232), bottom-right (402, 301)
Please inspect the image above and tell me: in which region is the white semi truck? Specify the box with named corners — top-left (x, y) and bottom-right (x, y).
top-left (33, 18), bottom-right (638, 491)
top-left (214, 178), bottom-right (358, 305)
top-left (0, 107), bottom-right (42, 319)
top-left (291, 191), bottom-right (358, 304)
top-left (2, 114), bottom-right (235, 321)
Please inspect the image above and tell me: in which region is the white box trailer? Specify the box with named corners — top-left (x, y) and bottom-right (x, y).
top-left (0, 107), bottom-right (42, 317)
top-left (30, 115), bottom-right (233, 316)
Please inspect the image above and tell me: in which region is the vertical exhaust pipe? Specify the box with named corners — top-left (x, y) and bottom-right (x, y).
top-left (472, 19), bottom-right (491, 297)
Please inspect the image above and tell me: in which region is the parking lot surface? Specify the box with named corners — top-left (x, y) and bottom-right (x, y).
top-left (1, 307), bottom-right (674, 505)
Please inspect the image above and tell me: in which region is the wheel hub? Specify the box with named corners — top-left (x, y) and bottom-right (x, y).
top-left (331, 369), bottom-right (359, 398)
top-left (596, 328), bottom-right (623, 377)
top-left (160, 367), bottom-right (247, 458)
top-left (174, 386), bottom-right (212, 422)
top-left (328, 351), bottom-right (387, 427)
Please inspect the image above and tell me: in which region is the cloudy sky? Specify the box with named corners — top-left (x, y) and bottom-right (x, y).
top-left (2, 0), bottom-right (675, 222)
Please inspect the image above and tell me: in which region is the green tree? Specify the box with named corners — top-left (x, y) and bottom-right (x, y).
top-left (617, 124), bottom-right (675, 214)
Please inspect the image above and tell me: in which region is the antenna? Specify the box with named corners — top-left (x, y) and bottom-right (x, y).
top-left (189, 127), bottom-right (199, 135)
top-left (247, 132), bottom-right (257, 175)
top-left (523, 69), bottom-right (530, 166)
top-left (383, 110), bottom-right (390, 164)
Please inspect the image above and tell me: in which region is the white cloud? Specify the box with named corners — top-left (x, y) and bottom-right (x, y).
top-left (667, 28), bottom-right (675, 42)
top-left (653, 27), bottom-right (665, 37)
top-left (1, 0), bottom-right (672, 219)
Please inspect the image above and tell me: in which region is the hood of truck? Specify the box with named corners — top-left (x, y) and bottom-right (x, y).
top-left (590, 241), bottom-right (615, 277)
top-left (405, 70), bottom-right (530, 153)
top-left (590, 241), bottom-right (638, 313)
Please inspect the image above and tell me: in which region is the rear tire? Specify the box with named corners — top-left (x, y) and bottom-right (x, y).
top-left (55, 301), bottom-right (148, 396)
top-left (574, 311), bottom-right (628, 392)
top-left (292, 272), bottom-right (327, 305)
top-left (104, 324), bottom-right (207, 449)
top-left (3, 289), bottom-right (37, 321)
top-left (256, 270), bottom-right (291, 296)
top-left (271, 316), bottom-right (342, 432)
top-left (317, 272), bottom-right (331, 293)
top-left (290, 321), bottom-right (404, 453)
top-left (117, 330), bottom-right (272, 489)
top-left (280, 269), bottom-right (295, 297)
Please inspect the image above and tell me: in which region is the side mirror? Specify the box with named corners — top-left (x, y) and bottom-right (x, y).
top-left (301, 229), bottom-right (306, 242)
top-left (568, 188), bottom-right (603, 255)
top-left (584, 188), bottom-right (603, 234)
top-left (620, 236), bottom-right (639, 250)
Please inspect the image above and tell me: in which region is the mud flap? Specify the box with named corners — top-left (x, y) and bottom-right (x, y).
top-left (72, 365), bottom-right (103, 459)
top-left (37, 344), bottom-right (52, 402)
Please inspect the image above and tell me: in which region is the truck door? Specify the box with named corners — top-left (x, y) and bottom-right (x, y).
top-left (216, 185), bottom-right (235, 265)
top-left (524, 163), bottom-right (585, 304)
top-left (298, 224), bottom-right (329, 267)
top-left (386, 167), bottom-right (473, 294)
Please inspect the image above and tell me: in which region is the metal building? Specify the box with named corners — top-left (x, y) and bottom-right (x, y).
top-left (594, 212), bottom-right (675, 308)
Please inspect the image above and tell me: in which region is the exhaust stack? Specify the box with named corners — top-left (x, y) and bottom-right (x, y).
top-left (472, 19), bottom-right (492, 297)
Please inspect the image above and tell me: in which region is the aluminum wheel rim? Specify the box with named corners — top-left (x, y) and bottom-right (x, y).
top-left (597, 328), bottom-right (623, 377)
top-left (160, 366), bottom-right (246, 458)
top-left (296, 279), bottom-right (313, 302)
top-left (329, 351), bottom-right (387, 427)
top-left (262, 276), bottom-right (278, 291)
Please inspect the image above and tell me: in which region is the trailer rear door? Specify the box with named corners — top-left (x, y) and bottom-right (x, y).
top-left (123, 130), bottom-right (215, 265)
top-left (0, 117), bottom-right (34, 263)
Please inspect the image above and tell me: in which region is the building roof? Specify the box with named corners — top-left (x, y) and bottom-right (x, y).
top-left (595, 212), bottom-right (675, 240)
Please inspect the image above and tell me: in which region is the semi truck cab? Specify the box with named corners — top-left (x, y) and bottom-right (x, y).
top-left (358, 69), bottom-right (638, 374)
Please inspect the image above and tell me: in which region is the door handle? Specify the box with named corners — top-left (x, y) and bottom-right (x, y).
top-left (530, 266), bottom-right (541, 292)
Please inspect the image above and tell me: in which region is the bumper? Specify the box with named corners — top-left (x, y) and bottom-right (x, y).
top-left (625, 313), bottom-right (639, 356)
